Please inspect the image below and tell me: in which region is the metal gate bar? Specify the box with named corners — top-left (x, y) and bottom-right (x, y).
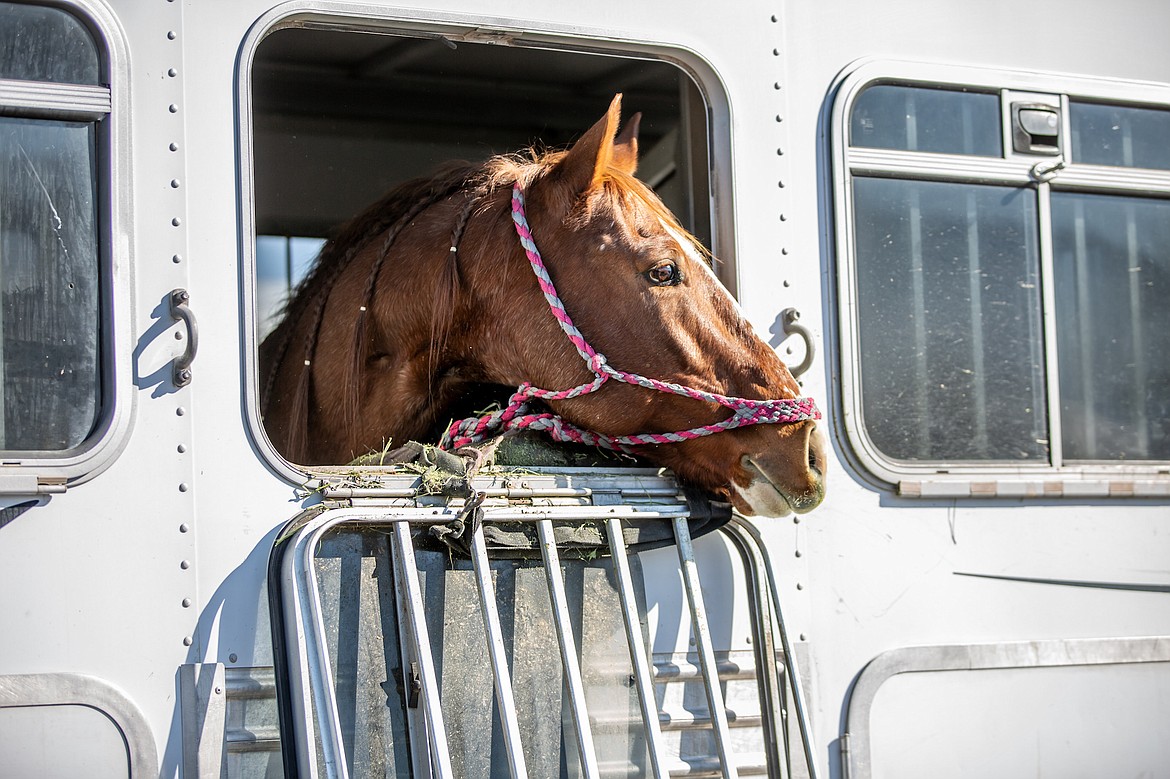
top-left (537, 518), bottom-right (602, 779)
top-left (729, 519), bottom-right (820, 779)
top-left (673, 517), bottom-right (739, 779)
top-left (606, 517), bottom-right (668, 779)
top-left (390, 521), bottom-right (455, 779)
top-left (469, 523), bottom-right (530, 778)
top-left (288, 498), bottom-right (777, 778)
top-left (721, 522), bottom-right (789, 779)
top-left (291, 520), bottom-right (352, 779)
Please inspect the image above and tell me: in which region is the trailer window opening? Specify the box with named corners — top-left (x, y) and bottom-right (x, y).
top-left (249, 22), bottom-right (715, 463)
top-left (0, 4), bottom-right (105, 454)
top-left (835, 71), bottom-right (1170, 487)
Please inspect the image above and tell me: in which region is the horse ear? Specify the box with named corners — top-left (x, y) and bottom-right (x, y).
top-left (551, 93), bottom-right (624, 194)
top-left (612, 111), bottom-right (641, 175)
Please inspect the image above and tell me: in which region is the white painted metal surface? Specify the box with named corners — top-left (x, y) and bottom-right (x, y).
top-left (0, 0), bottom-right (1167, 777)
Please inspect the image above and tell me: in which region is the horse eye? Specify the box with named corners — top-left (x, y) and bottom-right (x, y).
top-left (646, 262), bottom-right (680, 286)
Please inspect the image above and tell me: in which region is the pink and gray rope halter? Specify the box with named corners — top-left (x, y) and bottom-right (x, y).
top-left (440, 183), bottom-right (821, 453)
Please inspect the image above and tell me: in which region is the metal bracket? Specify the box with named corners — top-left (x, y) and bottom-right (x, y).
top-left (169, 288), bottom-right (199, 387)
top-left (179, 663), bottom-right (227, 779)
top-left (407, 661), bottom-right (421, 709)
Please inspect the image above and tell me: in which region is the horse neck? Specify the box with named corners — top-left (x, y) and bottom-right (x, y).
top-left (348, 189), bottom-right (526, 441)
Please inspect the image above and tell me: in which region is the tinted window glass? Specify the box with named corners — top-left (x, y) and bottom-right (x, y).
top-left (0, 117), bottom-right (100, 451)
top-left (1070, 102), bottom-right (1170, 170)
top-left (853, 177), bottom-right (1047, 461)
top-left (0, 2), bottom-right (100, 85)
top-left (851, 85), bottom-right (1001, 156)
top-left (1053, 192), bottom-right (1170, 460)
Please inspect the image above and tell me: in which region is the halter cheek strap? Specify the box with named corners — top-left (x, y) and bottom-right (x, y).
top-left (440, 183), bottom-right (821, 453)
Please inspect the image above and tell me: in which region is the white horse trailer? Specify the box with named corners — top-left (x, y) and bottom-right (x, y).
top-left (1, 0), bottom-right (1168, 777)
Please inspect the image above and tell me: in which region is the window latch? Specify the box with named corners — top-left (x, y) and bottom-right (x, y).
top-left (1011, 101), bottom-right (1062, 155)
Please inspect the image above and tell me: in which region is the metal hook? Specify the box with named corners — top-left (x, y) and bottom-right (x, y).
top-left (169, 288), bottom-right (198, 387)
top-left (780, 307), bottom-right (816, 378)
top-left (1030, 156), bottom-right (1067, 183)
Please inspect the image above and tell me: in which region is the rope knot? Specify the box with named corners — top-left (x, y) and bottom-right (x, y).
top-left (588, 352), bottom-right (609, 374)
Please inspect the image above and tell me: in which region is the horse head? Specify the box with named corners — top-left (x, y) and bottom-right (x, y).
top-left (443, 96), bottom-right (826, 516)
top-left (260, 94), bottom-right (825, 516)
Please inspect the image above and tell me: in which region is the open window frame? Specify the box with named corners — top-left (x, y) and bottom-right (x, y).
top-left (830, 60), bottom-right (1170, 499)
top-left (236, 2), bottom-right (737, 480)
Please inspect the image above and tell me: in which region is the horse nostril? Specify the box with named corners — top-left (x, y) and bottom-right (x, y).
top-left (805, 423), bottom-right (828, 486)
top-left (805, 423), bottom-right (819, 472)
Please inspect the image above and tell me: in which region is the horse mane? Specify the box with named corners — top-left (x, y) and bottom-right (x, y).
top-left (262, 145), bottom-right (709, 462)
top-left (261, 149), bottom-right (558, 459)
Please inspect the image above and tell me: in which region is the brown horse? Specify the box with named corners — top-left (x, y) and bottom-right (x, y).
top-left (260, 95), bottom-right (825, 516)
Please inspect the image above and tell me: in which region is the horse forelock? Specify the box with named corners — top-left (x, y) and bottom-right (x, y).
top-left (592, 171), bottom-right (712, 263)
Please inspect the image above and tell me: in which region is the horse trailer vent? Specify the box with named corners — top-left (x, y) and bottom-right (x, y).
top-left (272, 468), bottom-right (817, 779)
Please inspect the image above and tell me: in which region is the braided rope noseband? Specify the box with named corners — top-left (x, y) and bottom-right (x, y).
top-left (440, 183), bottom-right (820, 453)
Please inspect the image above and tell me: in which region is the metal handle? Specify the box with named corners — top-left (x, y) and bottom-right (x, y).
top-left (169, 288), bottom-right (198, 387)
top-left (780, 307), bottom-right (815, 378)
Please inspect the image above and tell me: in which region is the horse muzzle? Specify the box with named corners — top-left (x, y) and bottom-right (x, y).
top-left (732, 423), bottom-right (827, 517)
